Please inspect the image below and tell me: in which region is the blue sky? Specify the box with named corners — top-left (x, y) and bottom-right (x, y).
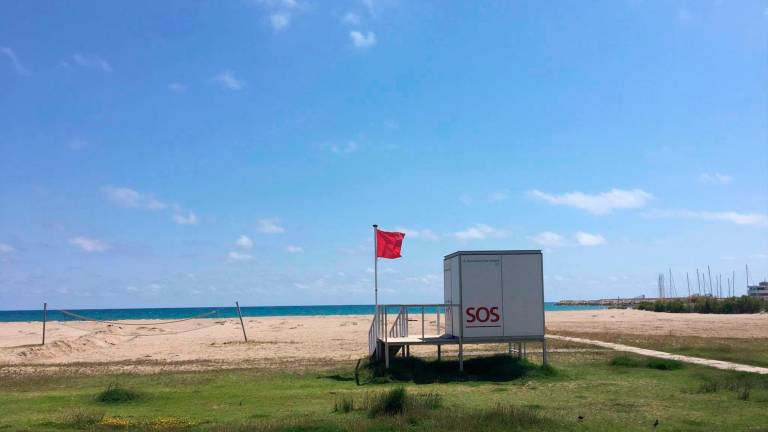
top-left (1, 0), bottom-right (767, 310)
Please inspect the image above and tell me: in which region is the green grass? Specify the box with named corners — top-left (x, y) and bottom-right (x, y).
top-left (0, 352), bottom-right (767, 431)
top-left (610, 355), bottom-right (684, 370)
top-left (636, 296), bottom-right (768, 314)
top-left (94, 383), bottom-right (143, 403)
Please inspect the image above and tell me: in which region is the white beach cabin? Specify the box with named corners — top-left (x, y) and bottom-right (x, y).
top-left (369, 250), bottom-right (546, 371)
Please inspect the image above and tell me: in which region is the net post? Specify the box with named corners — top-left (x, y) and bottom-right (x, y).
top-left (235, 301), bottom-right (248, 342)
top-left (42, 302), bottom-right (47, 345)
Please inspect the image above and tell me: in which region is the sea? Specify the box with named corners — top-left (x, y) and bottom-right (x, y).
top-left (0, 303), bottom-right (605, 323)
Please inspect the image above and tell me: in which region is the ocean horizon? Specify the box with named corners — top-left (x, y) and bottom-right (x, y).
top-left (0, 303), bottom-right (606, 323)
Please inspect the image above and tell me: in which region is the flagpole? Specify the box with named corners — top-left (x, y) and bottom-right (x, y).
top-left (372, 224), bottom-right (379, 340)
top-left (373, 224), bottom-right (378, 310)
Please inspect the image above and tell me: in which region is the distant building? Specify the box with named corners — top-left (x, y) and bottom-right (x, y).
top-left (747, 281), bottom-right (768, 299)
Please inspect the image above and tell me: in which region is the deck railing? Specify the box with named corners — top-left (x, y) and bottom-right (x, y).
top-left (368, 303), bottom-right (454, 356)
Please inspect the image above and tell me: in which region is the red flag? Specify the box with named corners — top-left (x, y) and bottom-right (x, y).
top-left (376, 229), bottom-right (405, 259)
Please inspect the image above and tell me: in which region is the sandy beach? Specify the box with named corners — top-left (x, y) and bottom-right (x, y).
top-left (1, 310), bottom-right (766, 374)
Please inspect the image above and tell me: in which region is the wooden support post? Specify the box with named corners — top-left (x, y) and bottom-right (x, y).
top-left (42, 302), bottom-right (47, 345)
top-left (385, 343), bottom-right (390, 369)
top-left (421, 307), bottom-right (425, 339)
top-left (235, 301), bottom-right (248, 342)
top-left (437, 345), bottom-right (441, 361)
top-left (508, 342), bottom-right (512, 355)
top-left (542, 340), bottom-right (548, 366)
top-left (459, 341), bottom-right (464, 372)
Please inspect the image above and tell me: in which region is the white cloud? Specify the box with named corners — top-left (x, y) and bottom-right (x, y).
top-left (255, 0), bottom-right (303, 31)
top-left (70, 236), bottom-right (109, 252)
top-left (1, 47), bottom-right (29, 75)
top-left (228, 251), bottom-right (254, 261)
top-left (330, 140), bottom-right (358, 154)
top-left (528, 188), bottom-right (653, 215)
top-left (574, 231), bottom-right (606, 246)
top-left (173, 212), bottom-right (198, 225)
top-left (395, 227), bottom-right (439, 241)
top-left (72, 53), bottom-right (112, 72)
top-left (342, 12), bottom-right (361, 25)
top-left (367, 267), bottom-right (397, 274)
top-left (270, 13), bottom-right (291, 31)
top-left (103, 186), bottom-right (198, 225)
top-left (102, 186), bottom-right (167, 210)
top-left (168, 82), bottom-right (187, 93)
top-left (0, 243), bottom-right (15, 253)
top-left (294, 278), bottom-right (327, 290)
top-left (531, 231), bottom-right (566, 247)
top-left (489, 191), bottom-right (509, 202)
top-left (211, 70), bottom-right (245, 90)
top-left (236, 235), bottom-right (254, 250)
top-left (405, 274), bottom-right (440, 286)
top-left (350, 31), bottom-right (377, 48)
top-left (645, 209), bottom-right (768, 227)
top-left (257, 218), bottom-right (285, 234)
top-left (532, 231), bottom-right (605, 247)
top-left (699, 172), bottom-right (732, 185)
top-left (126, 283), bottom-right (163, 294)
top-left (453, 224), bottom-right (509, 240)
top-left (285, 245), bottom-right (304, 253)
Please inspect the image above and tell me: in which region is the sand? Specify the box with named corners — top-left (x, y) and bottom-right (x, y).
top-left (1, 310), bottom-right (766, 374)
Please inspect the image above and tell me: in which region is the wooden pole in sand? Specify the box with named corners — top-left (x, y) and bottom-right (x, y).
top-left (42, 302), bottom-right (47, 345)
top-left (235, 301), bottom-right (248, 342)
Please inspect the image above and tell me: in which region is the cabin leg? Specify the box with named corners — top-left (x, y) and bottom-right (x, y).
top-left (542, 339), bottom-right (548, 366)
top-left (385, 343), bottom-right (390, 369)
top-left (437, 345), bottom-right (441, 361)
top-left (508, 342), bottom-right (512, 355)
top-left (459, 342), bottom-right (464, 372)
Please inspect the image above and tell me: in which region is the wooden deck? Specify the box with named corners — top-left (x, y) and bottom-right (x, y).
top-left (377, 334), bottom-right (458, 345)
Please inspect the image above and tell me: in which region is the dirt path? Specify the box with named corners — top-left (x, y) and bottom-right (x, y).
top-left (547, 334), bottom-right (768, 375)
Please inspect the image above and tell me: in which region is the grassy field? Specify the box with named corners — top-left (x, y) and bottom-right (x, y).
top-left (550, 331), bottom-right (768, 368)
top-left (1, 352), bottom-right (767, 431)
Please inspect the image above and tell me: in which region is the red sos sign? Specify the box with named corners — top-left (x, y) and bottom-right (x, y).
top-left (465, 306), bottom-right (500, 323)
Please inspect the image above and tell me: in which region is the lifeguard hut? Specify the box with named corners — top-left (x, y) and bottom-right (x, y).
top-left (368, 250), bottom-right (546, 371)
